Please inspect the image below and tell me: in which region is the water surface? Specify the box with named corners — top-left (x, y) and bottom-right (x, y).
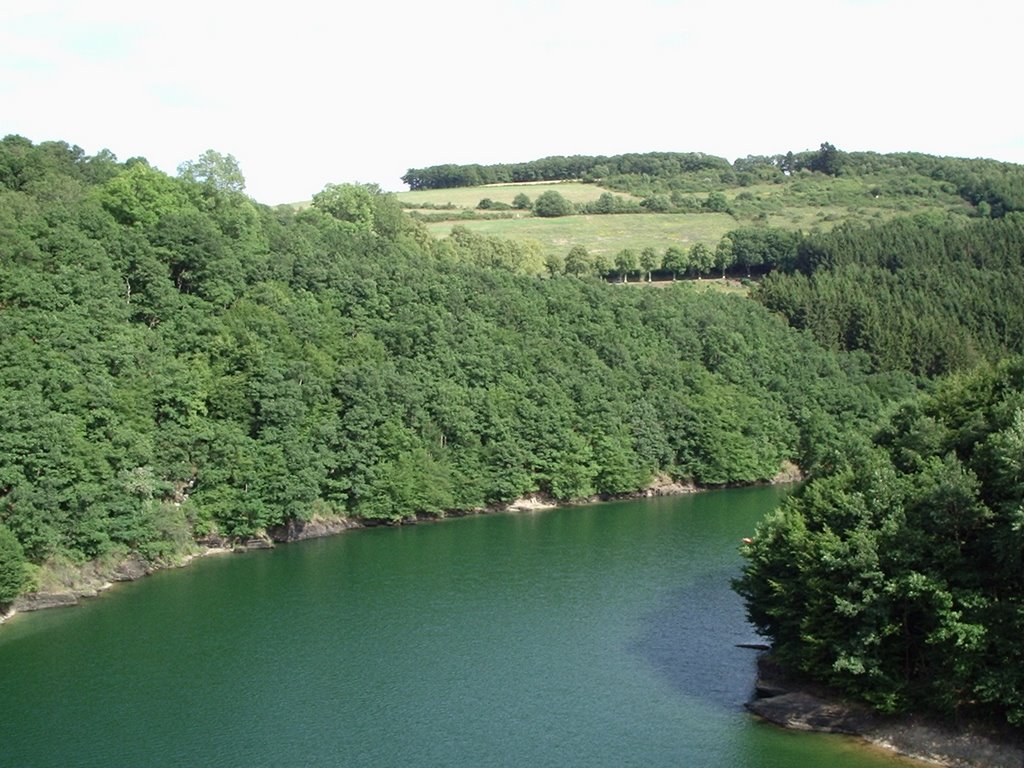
top-left (0, 488), bottom-right (919, 766)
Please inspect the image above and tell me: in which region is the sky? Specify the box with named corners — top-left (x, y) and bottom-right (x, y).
top-left (3, 0), bottom-right (1022, 205)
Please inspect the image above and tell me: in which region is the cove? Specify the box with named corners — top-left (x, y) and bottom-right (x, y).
top-left (0, 487), bottom-right (919, 767)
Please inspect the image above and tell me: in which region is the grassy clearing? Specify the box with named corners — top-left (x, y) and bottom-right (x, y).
top-left (681, 278), bottom-right (750, 297)
top-left (427, 212), bottom-right (735, 259)
top-left (397, 181), bottom-right (636, 209)
top-left (721, 176), bottom-right (970, 225)
top-left (616, 277), bottom-right (750, 297)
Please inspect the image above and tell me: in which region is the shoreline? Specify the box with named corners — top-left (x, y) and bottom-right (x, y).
top-left (0, 468), bottom-right (796, 626)
top-left (746, 654), bottom-right (1024, 768)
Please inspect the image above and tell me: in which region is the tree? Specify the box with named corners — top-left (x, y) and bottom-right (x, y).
top-left (312, 182), bottom-right (374, 230)
top-left (641, 194), bottom-right (671, 213)
top-left (533, 190), bottom-right (574, 217)
top-left (663, 246), bottom-right (689, 280)
top-left (592, 250), bottom-right (613, 280)
top-left (809, 142), bottom-right (844, 177)
top-left (728, 228), bottom-right (767, 277)
top-left (564, 244), bottom-right (592, 276)
top-left (715, 236), bottom-right (735, 279)
top-left (100, 163), bottom-right (192, 228)
top-left (0, 524), bottom-right (28, 604)
top-left (639, 247), bottom-right (660, 282)
top-left (512, 192), bottom-right (532, 210)
top-left (704, 191), bottom-right (730, 212)
top-left (690, 242), bottom-right (715, 278)
top-left (176, 149), bottom-right (246, 192)
top-left (615, 248), bottom-right (638, 282)
top-left (544, 251), bottom-right (565, 277)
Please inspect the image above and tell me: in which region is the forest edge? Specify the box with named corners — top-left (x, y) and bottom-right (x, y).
top-left (0, 468), bottom-right (778, 625)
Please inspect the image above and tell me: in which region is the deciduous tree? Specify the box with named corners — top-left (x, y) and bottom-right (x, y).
top-left (533, 190), bottom-right (574, 217)
top-left (177, 149), bottom-right (246, 192)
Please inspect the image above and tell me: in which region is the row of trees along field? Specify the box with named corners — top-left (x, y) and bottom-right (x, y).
top-left (0, 135), bottom-right (911, 603)
top-left (543, 227), bottom-right (800, 282)
top-left (735, 359), bottom-right (1024, 728)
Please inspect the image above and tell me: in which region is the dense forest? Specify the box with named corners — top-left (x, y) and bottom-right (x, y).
top-left (401, 152), bottom-right (731, 190)
top-left (0, 135), bottom-right (906, 603)
top-left (753, 214), bottom-right (1024, 376)
top-left (735, 359), bottom-right (1024, 728)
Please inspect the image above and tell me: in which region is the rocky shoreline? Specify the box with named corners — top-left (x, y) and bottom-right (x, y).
top-left (0, 470), bottom-right (787, 626)
top-left (747, 654), bottom-right (1024, 768)
top-left (0, 492), bottom-right (597, 625)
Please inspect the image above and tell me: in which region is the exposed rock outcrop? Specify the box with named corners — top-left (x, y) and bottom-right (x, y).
top-left (267, 516), bottom-right (361, 542)
top-left (12, 591), bottom-right (81, 612)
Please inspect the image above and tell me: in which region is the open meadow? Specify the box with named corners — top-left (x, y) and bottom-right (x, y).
top-left (426, 212), bottom-right (736, 259)
top-left (396, 174), bottom-right (969, 260)
top-left (396, 181), bottom-right (635, 209)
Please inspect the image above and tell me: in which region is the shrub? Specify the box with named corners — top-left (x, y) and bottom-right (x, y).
top-left (533, 190), bottom-right (574, 218)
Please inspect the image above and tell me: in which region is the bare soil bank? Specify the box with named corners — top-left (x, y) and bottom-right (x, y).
top-left (747, 655), bottom-right (1024, 768)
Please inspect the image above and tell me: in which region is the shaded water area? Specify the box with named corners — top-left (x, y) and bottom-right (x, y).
top-left (0, 487), bottom-right (920, 767)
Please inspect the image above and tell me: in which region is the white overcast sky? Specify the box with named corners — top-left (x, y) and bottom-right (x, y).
top-left (2, 0), bottom-right (1021, 204)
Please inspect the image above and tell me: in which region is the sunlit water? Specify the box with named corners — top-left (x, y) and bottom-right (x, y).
top-left (0, 487), bottom-right (919, 767)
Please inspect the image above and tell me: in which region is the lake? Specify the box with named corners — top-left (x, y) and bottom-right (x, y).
top-left (0, 487), bottom-right (919, 766)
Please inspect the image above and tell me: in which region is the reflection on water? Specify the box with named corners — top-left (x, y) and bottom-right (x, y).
top-left (632, 568), bottom-right (763, 711)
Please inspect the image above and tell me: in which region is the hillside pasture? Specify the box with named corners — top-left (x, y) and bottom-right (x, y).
top-left (427, 212), bottom-right (736, 259)
top-left (397, 181), bottom-right (637, 210)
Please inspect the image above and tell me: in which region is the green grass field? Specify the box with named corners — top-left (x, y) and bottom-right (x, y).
top-left (399, 173), bottom-right (969, 258)
top-left (396, 181), bottom-right (635, 209)
top-left (426, 212), bottom-right (736, 259)
top-left (621, 277), bottom-right (751, 296)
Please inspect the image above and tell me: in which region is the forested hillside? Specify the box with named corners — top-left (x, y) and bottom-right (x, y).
top-left (736, 359), bottom-right (1024, 728)
top-left (0, 136), bottom-right (910, 603)
top-left (753, 214), bottom-right (1024, 376)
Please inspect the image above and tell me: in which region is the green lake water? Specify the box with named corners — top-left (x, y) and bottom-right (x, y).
top-left (0, 487), bottom-right (920, 767)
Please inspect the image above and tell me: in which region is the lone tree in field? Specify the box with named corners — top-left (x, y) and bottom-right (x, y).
top-left (512, 192), bottom-right (532, 210)
top-left (533, 190), bottom-right (574, 218)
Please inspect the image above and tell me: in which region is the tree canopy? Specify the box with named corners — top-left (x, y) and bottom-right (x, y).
top-left (177, 149), bottom-right (246, 192)
top-left (736, 359), bottom-right (1024, 728)
top-left (0, 134), bottom-right (917, 604)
